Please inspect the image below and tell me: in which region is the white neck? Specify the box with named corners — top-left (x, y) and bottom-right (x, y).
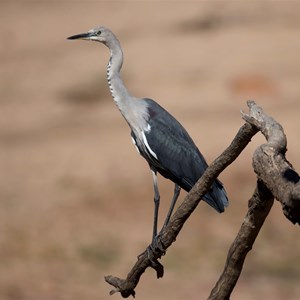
top-left (105, 40), bottom-right (149, 133)
top-left (106, 45), bottom-right (132, 111)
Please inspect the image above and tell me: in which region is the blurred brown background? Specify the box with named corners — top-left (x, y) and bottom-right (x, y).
top-left (1, 1), bottom-right (300, 299)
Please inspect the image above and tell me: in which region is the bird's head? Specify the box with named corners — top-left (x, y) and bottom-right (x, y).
top-left (67, 26), bottom-right (116, 46)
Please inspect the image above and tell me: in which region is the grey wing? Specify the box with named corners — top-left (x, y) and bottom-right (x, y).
top-left (142, 98), bottom-right (228, 213)
top-left (144, 99), bottom-right (208, 191)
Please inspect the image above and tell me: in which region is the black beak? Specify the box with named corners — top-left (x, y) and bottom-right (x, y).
top-left (67, 32), bottom-right (93, 40)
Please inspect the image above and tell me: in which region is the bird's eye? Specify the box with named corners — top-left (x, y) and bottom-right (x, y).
top-left (96, 30), bottom-right (102, 35)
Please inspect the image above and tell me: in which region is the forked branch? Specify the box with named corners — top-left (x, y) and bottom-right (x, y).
top-left (209, 100), bottom-right (300, 300)
top-left (242, 100), bottom-right (300, 224)
top-left (105, 114), bottom-right (258, 297)
top-left (105, 101), bottom-right (300, 298)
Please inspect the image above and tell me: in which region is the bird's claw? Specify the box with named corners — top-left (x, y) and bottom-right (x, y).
top-left (137, 234), bottom-right (166, 262)
top-left (136, 235), bottom-right (166, 278)
top-left (146, 235), bottom-right (166, 278)
top-left (147, 234), bottom-right (166, 260)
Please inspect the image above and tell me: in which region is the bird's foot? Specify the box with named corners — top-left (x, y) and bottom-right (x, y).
top-left (137, 234), bottom-right (166, 262)
top-left (146, 235), bottom-right (165, 278)
top-left (147, 234), bottom-right (166, 261)
top-left (136, 235), bottom-right (165, 278)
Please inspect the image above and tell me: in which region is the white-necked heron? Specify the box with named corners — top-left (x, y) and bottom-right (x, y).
top-left (67, 26), bottom-right (228, 253)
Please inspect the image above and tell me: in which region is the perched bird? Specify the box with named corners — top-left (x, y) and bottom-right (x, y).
top-left (67, 26), bottom-right (228, 251)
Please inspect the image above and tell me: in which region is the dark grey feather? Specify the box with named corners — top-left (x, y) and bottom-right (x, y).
top-left (134, 98), bottom-right (228, 212)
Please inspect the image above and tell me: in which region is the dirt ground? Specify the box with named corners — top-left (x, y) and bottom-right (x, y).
top-left (1, 1), bottom-right (300, 300)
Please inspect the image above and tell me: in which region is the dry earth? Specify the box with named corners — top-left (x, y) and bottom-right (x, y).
top-left (1, 1), bottom-right (300, 300)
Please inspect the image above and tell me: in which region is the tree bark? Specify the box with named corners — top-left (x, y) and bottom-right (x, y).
top-left (105, 101), bottom-right (300, 298)
top-left (208, 180), bottom-right (274, 300)
top-left (242, 101), bottom-right (300, 224)
top-left (209, 100), bottom-right (300, 299)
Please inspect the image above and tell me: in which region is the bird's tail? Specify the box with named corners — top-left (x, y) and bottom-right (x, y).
top-left (203, 179), bottom-right (229, 213)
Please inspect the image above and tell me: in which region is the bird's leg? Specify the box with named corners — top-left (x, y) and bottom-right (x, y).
top-left (144, 170), bottom-right (166, 261)
top-left (151, 170), bottom-right (160, 241)
top-left (148, 184), bottom-right (180, 261)
top-left (162, 184), bottom-right (181, 229)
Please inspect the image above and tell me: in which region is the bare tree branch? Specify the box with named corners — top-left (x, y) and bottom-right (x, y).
top-left (105, 121), bottom-right (258, 297)
top-left (242, 100), bottom-right (300, 224)
top-left (208, 180), bottom-right (274, 300)
top-left (208, 100), bottom-right (300, 300)
top-left (105, 101), bottom-right (300, 298)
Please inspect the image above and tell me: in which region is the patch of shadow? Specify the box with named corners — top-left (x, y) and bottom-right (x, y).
top-left (60, 74), bottom-right (109, 107)
top-left (2, 284), bottom-right (24, 300)
top-left (179, 14), bottom-right (223, 32)
top-left (177, 11), bottom-right (254, 33)
top-left (283, 168), bottom-right (300, 184)
top-left (177, 5), bottom-right (300, 34)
